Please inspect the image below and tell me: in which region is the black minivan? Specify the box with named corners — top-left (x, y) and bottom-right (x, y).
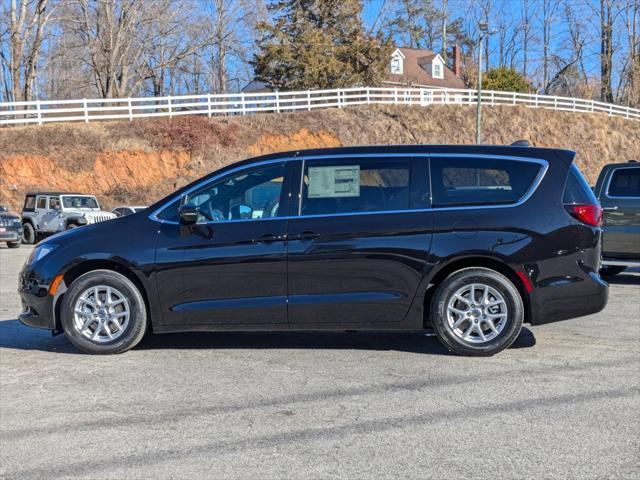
top-left (18, 145), bottom-right (608, 356)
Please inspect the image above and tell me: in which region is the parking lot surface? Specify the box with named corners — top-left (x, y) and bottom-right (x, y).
top-left (1, 244), bottom-right (639, 479)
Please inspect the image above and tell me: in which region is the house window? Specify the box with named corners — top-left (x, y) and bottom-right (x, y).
top-left (390, 55), bottom-right (403, 74)
top-left (432, 62), bottom-right (443, 79)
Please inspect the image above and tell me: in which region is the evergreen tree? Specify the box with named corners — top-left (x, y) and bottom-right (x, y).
top-left (252, 0), bottom-right (392, 90)
top-left (483, 67), bottom-right (532, 93)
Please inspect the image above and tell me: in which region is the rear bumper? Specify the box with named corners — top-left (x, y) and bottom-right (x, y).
top-left (529, 270), bottom-right (608, 325)
top-left (601, 258), bottom-right (640, 268)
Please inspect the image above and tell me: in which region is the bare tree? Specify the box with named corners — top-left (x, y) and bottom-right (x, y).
top-left (2, 0), bottom-right (60, 102)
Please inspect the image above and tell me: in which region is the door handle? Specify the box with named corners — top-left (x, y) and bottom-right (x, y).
top-left (603, 206), bottom-right (618, 211)
top-left (293, 231), bottom-right (320, 241)
top-left (252, 234), bottom-right (284, 244)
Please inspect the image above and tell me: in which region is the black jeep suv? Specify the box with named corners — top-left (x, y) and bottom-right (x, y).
top-left (18, 145), bottom-right (608, 356)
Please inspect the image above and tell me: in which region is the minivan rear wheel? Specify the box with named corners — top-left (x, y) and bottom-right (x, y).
top-left (431, 267), bottom-right (524, 356)
top-left (61, 270), bottom-right (147, 354)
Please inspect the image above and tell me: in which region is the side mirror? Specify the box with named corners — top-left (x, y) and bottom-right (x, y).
top-left (178, 203), bottom-right (199, 225)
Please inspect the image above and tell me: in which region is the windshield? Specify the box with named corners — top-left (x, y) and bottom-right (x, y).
top-left (62, 196), bottom-right (100, 209)
top-left (134, 207), bottom-right (146, 212)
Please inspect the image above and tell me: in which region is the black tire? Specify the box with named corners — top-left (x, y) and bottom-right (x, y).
top-left (600, 265), bottom-right (626, 277)
top-left (430, 267), bottom-right (524, 356)
top-left (7, 240), bottom-right (21, 248)
top-left (60, 270), bottom-right (147, 354)
top-left (22, 222), bottom-right (36, 244)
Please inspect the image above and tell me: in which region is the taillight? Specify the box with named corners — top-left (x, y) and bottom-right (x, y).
top-left (566, 204), bottom-right (602, 227)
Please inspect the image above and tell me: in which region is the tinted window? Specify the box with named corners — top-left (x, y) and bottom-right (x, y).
top-left (564, 164), bottom-right (598, 204)
top-left (49, 197), bottom-right (60, 209)
top-left (300, 158), bottom-right (411, 216)
top-left (36, 197), bottom-right (47, 209)
top-left (608, 167), bottom-right (640, 198)
top-left (24, 196), bottom-right (36, 210)
top-left (176, 163), bottom-right (286, 224)
top-left (430, 157), bottom-right (542, 207)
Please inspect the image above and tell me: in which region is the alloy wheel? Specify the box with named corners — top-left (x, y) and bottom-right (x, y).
top-left (73, 285), bottom-right (130, 343)
top-left (446, 283), bottom-right (508, 344)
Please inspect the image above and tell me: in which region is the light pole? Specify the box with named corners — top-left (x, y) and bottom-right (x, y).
top-left (475, 23), bottom-right (497, 144)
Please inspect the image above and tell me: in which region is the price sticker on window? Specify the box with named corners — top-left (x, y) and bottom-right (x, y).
top-left (308, 166), bottom-right (360, 198)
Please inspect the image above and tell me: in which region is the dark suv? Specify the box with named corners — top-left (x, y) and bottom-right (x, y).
top-left (18, 145), bottom-right (608, 356)
top-left (593, 161), bottom-right (640, 276)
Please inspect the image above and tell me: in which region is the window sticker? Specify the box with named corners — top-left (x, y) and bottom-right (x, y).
top-left (308, 165), bottom-right (360, 198)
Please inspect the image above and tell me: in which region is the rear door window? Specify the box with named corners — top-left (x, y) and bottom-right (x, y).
top-left (430, 157), bottom-right (543, 207)
top-left (607, 167), bottom-right (640, 198)
top-left (36, 197), bottom-right (47, 209)
top-left (300, 158), bottom-right (411, 216)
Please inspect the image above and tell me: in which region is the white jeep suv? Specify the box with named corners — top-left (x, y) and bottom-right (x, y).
top-left (21, 192), bottom-right (116, 244)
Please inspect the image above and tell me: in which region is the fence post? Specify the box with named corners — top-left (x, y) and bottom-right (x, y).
top-left (591, 101), bottom-right (594, 113)
top-left (207, 94), bottom-right (212, 117)
top-left (83, 99), bottom-right (89, 123)
top-left (275, 91), bottom-right (280, 113)
top-left (241, 93), bottom-right (246, 115)
top-left (609, 104), bottom-right (613, 116)
top-left (35, 100), bottom-right (42, 126)
top-left (394, 87), bottom-right (398, 104)
top-left (535, 94), bottom-right (538, 108)
top-left (512, 92), bottom-right (516, 105)
top-left (366, 87), bottom-right (371, 105)
top-left (573, 98), bottom-right (576, 112)
top-left (168, 95), bottom-right (172, 118)
top-left (307, 90), bottom-right (311, 111)
top-left (554, 96), bottom-right (557, 110)
top-left (491, 91), bottom-right (494, 106)
top-left (127, 98), bottom-right (133, 121)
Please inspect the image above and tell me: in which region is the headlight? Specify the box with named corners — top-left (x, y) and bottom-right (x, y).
top-left (27, 243), bottom-right (58, 265)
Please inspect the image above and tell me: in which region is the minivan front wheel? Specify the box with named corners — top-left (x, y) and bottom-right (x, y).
top-left (61, 270), bottom-right (147, 354)
top-left (431, 267), bottom-right (524, 356)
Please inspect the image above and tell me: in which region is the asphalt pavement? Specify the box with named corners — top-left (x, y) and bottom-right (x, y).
top-left (1, 244), bottom-right (638, 479)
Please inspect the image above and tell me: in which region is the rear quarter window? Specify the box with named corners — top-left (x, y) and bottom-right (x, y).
top-left (430, 157), bottom-right (543, 207)
top-left (563, 164), bottom-right (598, 204)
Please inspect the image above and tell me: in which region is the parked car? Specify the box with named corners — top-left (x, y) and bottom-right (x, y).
top-left (0, 205), bottom-right (22, 248)
top-left (592, 161), bottom-right (640, 276)
top-left (21, 192), bottom-right (116, 244)
top-left (112, 206), bottom-right (148, 217)
top-left (18, 145), bottom-right (608, 355)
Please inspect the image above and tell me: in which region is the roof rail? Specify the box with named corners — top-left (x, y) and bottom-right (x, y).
top-left (510, 140), bottom-right (531, 147)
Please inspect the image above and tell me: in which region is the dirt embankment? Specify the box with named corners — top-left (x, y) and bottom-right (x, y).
top-left (1, 105), bottom-right (638, 211)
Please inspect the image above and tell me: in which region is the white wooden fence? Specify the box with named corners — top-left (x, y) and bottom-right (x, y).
top-left (1, 87), bottom-right (638, 126)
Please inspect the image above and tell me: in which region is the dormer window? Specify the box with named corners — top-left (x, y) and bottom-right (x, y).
top-left (390, 49), bottom-right (404, 75)
top-left (432, 60), bottom-right (443, 79)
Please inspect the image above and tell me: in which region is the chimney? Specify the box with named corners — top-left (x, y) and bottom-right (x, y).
top-left (452, 44), bottom-right (461, 77)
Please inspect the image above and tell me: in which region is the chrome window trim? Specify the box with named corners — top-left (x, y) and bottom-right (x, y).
top-left (604, 165), bottom-right (640, 200)
top-left (149, 153), bottom-right (549, 225)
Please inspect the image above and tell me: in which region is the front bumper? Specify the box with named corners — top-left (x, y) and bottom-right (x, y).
top-left (18, 267), bottom-right (57, 330)
top-left (0, 228), bottom-right (21, 242)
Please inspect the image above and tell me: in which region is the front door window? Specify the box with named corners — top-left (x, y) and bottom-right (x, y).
top-left (185, 164), bottom-right (286, 224)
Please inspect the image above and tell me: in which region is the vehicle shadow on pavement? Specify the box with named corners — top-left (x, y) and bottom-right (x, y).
top-left (0, 319), bottom-right (536, 355)
top-left (605, 270), bottom-right (640, 286)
